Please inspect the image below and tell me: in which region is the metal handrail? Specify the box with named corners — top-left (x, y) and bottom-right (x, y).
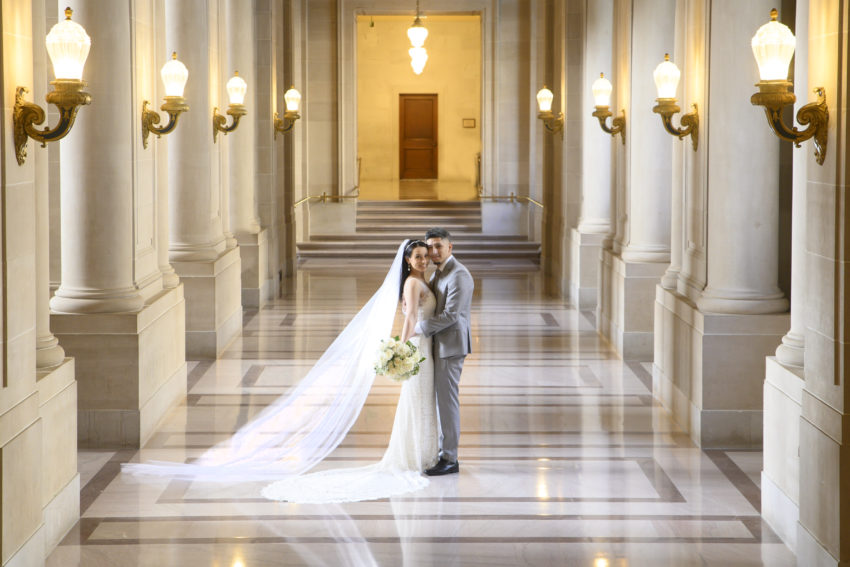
top-left (478, 192), bottom-right (543, 209)
top-left (293, 191), bottom-right (359, 208)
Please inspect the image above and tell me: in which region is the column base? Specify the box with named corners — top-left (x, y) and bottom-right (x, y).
top-left (569, 229), bottom-right (605, 310)
top-left (172, 246), bottom-right (242, 359)
top-left (652, 285), bottom-right (788, 448)
top-left (596, 249), bottom-right (666, 360)
top-left (797, 521), bottom-right (844, 566)
top-left (42, 473), bottom-right (80, 556)
top-left (36, 357), bottom-right (79, 553)
top-left (51, 285), bottom-right (188, 448)
top-left (237, 229), bottom-right (271, 308)
top-left (762, 357), bottom-right (804, 552)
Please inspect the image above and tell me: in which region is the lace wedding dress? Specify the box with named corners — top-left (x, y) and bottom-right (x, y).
top-left (261, 279), bottom-right (439, 503)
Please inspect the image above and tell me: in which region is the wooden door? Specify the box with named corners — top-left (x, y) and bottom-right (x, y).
top-left (399, 94), bottom-right (438, 179)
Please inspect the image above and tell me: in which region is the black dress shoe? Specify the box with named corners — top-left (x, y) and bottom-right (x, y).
top-left (425, 458), bottom-right (459, 476)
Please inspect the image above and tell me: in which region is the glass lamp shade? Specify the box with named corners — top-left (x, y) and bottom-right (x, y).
top-left (751, 9), bottom-right (795, 81)
top-left (407, 18), bottom-right (429, 48)
top-left (161, 52), bottom-right (189, 97)
top-left (536, 86), bottom-right (554, 113)
top-left (409, 47), bottom-right (428, 75)
top-left (591, 73), bottom-right (613, 107)
top-left (45, 7), bottom-right (91, 80)
top-left (226, 72), bottom-right (248, 105)
top-left (284, 87), bottom-right (302, 112)
top-left (653, 54), bottom-right (680, 99)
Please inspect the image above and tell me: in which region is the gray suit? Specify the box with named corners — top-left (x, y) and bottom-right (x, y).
top-left (419, 256), bottom-right (474, 462)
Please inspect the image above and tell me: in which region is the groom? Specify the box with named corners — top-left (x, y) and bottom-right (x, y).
top-left (415, 227), bottom-right (474, 476)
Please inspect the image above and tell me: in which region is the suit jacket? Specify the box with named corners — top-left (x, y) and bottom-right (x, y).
top-left (420, 256), bottom-right (474, 359)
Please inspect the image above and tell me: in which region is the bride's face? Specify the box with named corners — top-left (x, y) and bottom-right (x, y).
top-left (407, 246), bottom-right (429, 275)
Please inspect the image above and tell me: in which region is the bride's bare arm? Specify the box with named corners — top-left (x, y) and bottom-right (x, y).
top-left (400, 278), bottom-right (421, 342)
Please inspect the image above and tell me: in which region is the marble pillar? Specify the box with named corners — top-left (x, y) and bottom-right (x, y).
top-left (570, 0), bottom-right (612, 310)
top-left (167, 0), bottom-right (242, 358)
top-left (597, 0), bottom-right (673, 360)
top-left (795, 0), bottom-right (850, 561)
top-left (50, 0), bottom-right (187, 447)
top-left (652, 0), bottom-right (789, 449)
top-left (226, 0), bottom-right (270, 308)
top-left (760, 0), bottom-right (809, 553)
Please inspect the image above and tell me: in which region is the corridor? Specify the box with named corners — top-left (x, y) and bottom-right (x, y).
top-left (47, 264), bottom-right (795, 566)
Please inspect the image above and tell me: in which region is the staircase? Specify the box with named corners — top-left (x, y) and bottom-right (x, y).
top-left (297, 200), bottom-right (541, 264)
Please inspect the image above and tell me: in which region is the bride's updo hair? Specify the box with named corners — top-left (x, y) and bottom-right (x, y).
top-left (400, 239), bottom-right (428, 299)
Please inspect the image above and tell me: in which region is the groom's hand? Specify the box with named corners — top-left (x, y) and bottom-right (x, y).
top-left (413, 321), bottom-right (423, 336)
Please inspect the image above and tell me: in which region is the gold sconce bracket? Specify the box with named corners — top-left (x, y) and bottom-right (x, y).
top-left (13, 81), bottom-right (91, 165)
top-left (653, 99), bottom-right (699, 151)
top-left (751, 81), bottom-right (828, 165)
top-left (592, 106), bottom-right (626, 144)
top-left (213, 104), bottom-right (247, 143)
top-left (537, 111), bottom-right (564, 137)
top-left (142, 96), bottom-right (189, 149)
top-left (273, 110), bottom-right (300, 139)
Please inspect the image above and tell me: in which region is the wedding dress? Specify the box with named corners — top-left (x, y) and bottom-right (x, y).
top-left (262, 279), bottom-right (439, 503)
top-left (122, 241), bottom-right (438, 503)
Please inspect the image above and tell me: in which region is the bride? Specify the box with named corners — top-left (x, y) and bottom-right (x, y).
top-left (124, 239), bottom-right (439, 503)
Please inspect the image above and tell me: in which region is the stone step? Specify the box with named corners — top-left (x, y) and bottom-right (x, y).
top-left (310, 233), bottom-right (529, 242)
top-left (356, 224), bottom-right (483, 233)
top-left (296, 248), bottom-right (541, 261)
top-left (298, 241), bottom-right (539, 252)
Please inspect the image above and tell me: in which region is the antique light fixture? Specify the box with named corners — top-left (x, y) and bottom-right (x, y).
top-left (14, 7), bottom-right (91, 166)
top-left (213, 71), bottom-right (248, 143)
top-left (273, 86), bottom-right (302, 138)
top-left (750, 8), bottom-right (828, 165)
top-left (590, 73), bottom-right (625, 144)
top-left (407, 1), bottom-right (428, 74)
top-left (142, 52), bottom-right (189, 148)
top-left (652, 54), bottom-right (698, 151)
top-left (536, 86), bottom-right (564, 136)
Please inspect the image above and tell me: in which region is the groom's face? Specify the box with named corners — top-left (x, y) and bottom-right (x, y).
top-left (426, 237), bottom-right (452, 265)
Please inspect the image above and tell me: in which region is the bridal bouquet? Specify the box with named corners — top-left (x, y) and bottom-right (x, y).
top-left (374, 336), bottom-right (425, 382)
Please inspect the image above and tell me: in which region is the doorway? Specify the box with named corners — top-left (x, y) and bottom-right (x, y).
top-left (399, 94), bottom-right (438, 179)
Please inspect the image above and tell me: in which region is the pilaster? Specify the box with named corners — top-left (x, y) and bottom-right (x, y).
top-left (653, 286), bottom-right (787, 448)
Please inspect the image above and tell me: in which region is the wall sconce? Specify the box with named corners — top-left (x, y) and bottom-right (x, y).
top-left (213, 71), bottom-right (248, 143)
top-left (652, 54), bottom-right (698, 151)
top-left (751, 8), bottom-right (828, 165)
top-left (536, 86), bottom-right (564, 137)
top-left (14, 7), bottom-right (91, 166)
top-left (590, 73), bottom-right (625, 144)
top-left (273, 86), bottom-right (302, 138)
top-left (142, 52), bottom-right (189, 149)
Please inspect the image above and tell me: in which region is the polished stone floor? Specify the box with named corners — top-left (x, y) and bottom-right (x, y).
top-left (48, 263), bottom-right (796, 566)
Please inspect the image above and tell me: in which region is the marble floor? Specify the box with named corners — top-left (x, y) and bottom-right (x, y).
top-left (49, 263), bottom-right (797, 566)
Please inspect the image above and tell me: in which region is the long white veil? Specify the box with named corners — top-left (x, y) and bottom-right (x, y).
top-left (123, 240), bottom-right (411, 481)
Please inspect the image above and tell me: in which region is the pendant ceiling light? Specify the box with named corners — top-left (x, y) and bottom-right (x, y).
top-left (407, 1), bottom-right (428, 74)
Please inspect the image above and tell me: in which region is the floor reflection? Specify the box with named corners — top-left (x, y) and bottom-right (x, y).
top-left (49, 266), bottom-right (796, 567)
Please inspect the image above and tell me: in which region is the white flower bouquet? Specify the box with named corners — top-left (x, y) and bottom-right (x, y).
top-left (374, 336), bottom-right (426, 382)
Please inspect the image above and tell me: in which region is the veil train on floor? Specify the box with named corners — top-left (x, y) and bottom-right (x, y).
top-left (122, 241), bottom-right (411, 481)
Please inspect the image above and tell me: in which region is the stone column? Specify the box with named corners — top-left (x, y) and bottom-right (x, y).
top-left (597, 0), bottom-right (673, 360)
top-left (761, 0), bottom-right (808, 549)
top-left (167, 0), bottom-right (242, 357)
top-left (796, 0), bottom-right (850, 562)
top-left (34, 1), bottom-right (64, 369)
top-left (50, 0), bottom-right (187, 448)
top-left (50, 4), bottom-right (144, 316)
top-left (774, 5), bottom-right (808, 367)
top-left (696, 5), bottom-right (788, 317)
top-left (226, 0), bottom-right (269, 307)
top-left (620, 0), bottom-right (673, 265)
top-left (570, 0), bottom-right (612, 309)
